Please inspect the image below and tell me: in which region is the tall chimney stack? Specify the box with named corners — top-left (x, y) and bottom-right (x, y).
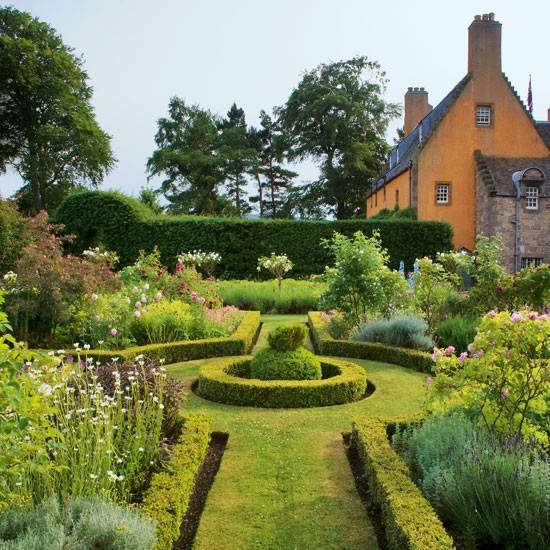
top-left (547, 108), bottom-right (550, 122)
top-left (468, 13), bottom-right (502, 76)
top-left (404, 87), bottom-right (432, 136)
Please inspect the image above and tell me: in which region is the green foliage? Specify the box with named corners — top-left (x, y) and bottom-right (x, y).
top-left (219, 279), bottom-right (324, 313)
top-left (198, 357), bottom-right (367, 408)
top-left (0, 200), bottom-right (25, 274)
top-left (393, 414), bottom-right (550, 550)
top-left (2, 213), bottom-right (119, 345)
top-left (251, 347), bottom-right (321, 381)
top-left (0, 293), bottom-right (57, 512)
top-left (141, 414), bottom-right (211, 550)
top-left (413, 257), bottom-right (460, 332)
top-left (319, 231), bottom-right (409, 326)
top-left (309, 311), bottom-right (433, 372)
top-left (496, 264), bottom-right (550, 311)
top-left (352, 417), bottom-right (454, 550)
top-left (0, 6), bottom-right (114, 212)
top-left (0, 496), bottom-right (156, 549)
top-left (434, 315), bottom-right (479, 353)
top-left (146, 98), bottom-right (228, 215)
top-left (355, 315), bottom-right (434, 351)
top-left (54, 190), bottom-right (454, 278)
top-left (132, 300), bottom-right (195, 344)
top-left (138, 187), bottom-right (164, 215)
top-left (277, 56), bottom-right (401, 219)
top-left (369, 206), bottom-right (417, 220)
top-left (431, 310), bottom-right (550, 446)
top-left (68, 310), bottom-right (261, 364)
top-left (267, 324), bottom-right (306, 351)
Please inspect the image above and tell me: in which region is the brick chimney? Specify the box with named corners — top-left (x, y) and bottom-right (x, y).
top-left (404, 87), bottom-right (432, 136)
top-left (468, 13), bottom-right (502, 76)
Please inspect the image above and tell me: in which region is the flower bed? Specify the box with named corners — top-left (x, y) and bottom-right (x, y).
top-left (308, 312), bottom-right (433, 372)
top-left (141, 414), bottom-right (211, 550)
top-left (197, 355), bottom-right (367, 408)
top-left (351, 417), bottom-right (455, 550)
top-left (39, 310), bottom-right (261, 364)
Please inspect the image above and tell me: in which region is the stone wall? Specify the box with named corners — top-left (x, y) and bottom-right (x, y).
top-left (476, 173), bottom-right (550, 271)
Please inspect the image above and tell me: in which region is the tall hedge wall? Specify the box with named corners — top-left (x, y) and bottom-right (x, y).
top-left (54, 191), bottom-right (453, 279)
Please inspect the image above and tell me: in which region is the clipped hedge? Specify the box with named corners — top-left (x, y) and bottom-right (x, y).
top-left (54, 191), bottom-right (453, 278)
top-left (141, 414), bottom-right (211, 550)
top-left (197, 356), bottom-right (367, 408)
top-left (352, 417), bottom-right (455, 550)
top-left (308, 312), bottom-right (433, 373)
top-left (59, 311), bottom-right (260, 364)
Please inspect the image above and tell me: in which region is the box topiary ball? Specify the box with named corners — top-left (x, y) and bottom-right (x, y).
top-left (268, 324), bottom-right (307, 351)
top-left (250, 347), bottom-right (321, 381)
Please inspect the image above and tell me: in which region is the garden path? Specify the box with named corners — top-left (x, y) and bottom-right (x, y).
top-left (168, 314), bottom-right (427, 549)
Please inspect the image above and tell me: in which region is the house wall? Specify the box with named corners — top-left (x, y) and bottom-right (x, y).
top-left (417, 74), bottom-right (548, 250)
top-left (366, 170), bottom-right (410, 217)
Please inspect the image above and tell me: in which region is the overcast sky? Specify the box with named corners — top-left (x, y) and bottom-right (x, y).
top-left (2, 0), bottom-right (550, 200)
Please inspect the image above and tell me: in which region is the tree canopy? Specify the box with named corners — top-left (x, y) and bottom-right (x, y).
top-left (277, 56), bottom-right (400, 219)
top-left (0, 6), bottom-right (114, 213)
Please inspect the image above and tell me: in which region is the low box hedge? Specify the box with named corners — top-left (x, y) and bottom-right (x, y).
top-left (51, 311), bottom-right (261, 364)
top-left (197, 355), bottom-right (367, 408)
top-left (308, 312), bottom-right (433, 373)
top-left (141, 413), bottom-right (211, 550)
top-left (352, 417), bottom-right (455, 550)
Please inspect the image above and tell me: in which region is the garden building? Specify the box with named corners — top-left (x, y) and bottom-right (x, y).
top-left (366, 13), bottom-right (550, 272)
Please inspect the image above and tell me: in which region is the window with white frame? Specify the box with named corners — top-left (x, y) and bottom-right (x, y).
top-left (476, 105), bottom-right (492, 126)
top-left (521, 257), bottom-right (543, 269)
top-left (525, 186), bottom-right (539, 210)
top-left (436, 183), bottom-right (450, 204)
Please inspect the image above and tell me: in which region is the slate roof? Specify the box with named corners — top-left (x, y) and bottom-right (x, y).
top-left (475, 152), bottom-right (550, 197)
top-left (367, 75), bottom-right (471, 198)
top-left (536, 122), bottom-right (550, 150)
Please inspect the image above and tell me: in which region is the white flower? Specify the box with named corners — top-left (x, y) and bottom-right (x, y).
top-left (138, 447), bottom-right (144, 452)
top-left (38, 383), bottom-right (53, 396)
top-left (89, 473), bottom-right (98, 480)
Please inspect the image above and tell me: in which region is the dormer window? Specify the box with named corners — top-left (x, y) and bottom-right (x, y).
top-left (525, 186), bottom-right (539, 210)
top-left (476, 105), bottom-right (492, 126)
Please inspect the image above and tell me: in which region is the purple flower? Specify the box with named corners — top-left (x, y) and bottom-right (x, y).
top-left (134, 310), bottom-right (141, 318)
top-left (65, 354), bottom-right (74, 363)
top-left (458, 351), bottom-right (468, 363)
top-left (510, 312), bottom-right (522, 323)
top-left (111, 328), bottom-right (118, 336)
top-left (135, 301), bottom-right (142, 309)
top-left (501, 387), bottom-right (509, 398)
top-left (528, 312), bottom-right (538, 320)
top-left (487, 310), bottom-right (497, 318)
top-left (91, 293), bottom-right (98, 301)
top-left (426, 376), bottom-right (433, 386)
top-left (537, 314), bottom-right (549, 321)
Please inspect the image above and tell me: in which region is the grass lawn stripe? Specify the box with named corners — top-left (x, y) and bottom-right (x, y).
top-left (167, 314), bottom-right (427, 549)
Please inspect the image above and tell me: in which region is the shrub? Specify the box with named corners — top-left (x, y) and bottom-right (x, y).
top-left (268, 324), bottom-right (306, 351)
top-left (1, 213), bottom-right (119, 345)
top-left (319, 231), bottom-right (409, 327)
top-left (251, 347), bottom-right (321, 381)
top-left (132, 300), bottom-right (195, 344)
top-left (431, 310), bottom-right (550, 446)
top-left (309, 312), bottom-right (433, 372)
top-left (198, 357), bottom-right (367, 408)
top-left (352, 417), bottom-right (454, 550)
top-left (393, 414), bottom-right (550, 550)
top-left (257, 253), bottom-right (293, 290)
top-left (434, 315), bottom-right (479, 353)
top-left (413, 257), bottom-right (460, 332)
top-left (141, 414), bottom-right (211, 550)
top-left (354, 315), bottom-right (433, 351)
top-left (218, 279), bottom-right (324, 314)
top-left (0, 199), bottom-right (25, 274)
top-left (54, 190), bottom-right (454, 278)
top-left (0, 496), bottom-right (156, 549)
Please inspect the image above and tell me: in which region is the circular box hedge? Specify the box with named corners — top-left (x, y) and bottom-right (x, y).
top-left (197, 356), bottom-right (367, 408)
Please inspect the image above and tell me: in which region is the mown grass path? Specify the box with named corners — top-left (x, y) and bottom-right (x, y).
top-left (168, 315), bottom-right (427, 549)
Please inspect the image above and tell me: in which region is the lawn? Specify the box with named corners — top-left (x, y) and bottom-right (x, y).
top-left (168, 314), bottom-right (428, 549)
